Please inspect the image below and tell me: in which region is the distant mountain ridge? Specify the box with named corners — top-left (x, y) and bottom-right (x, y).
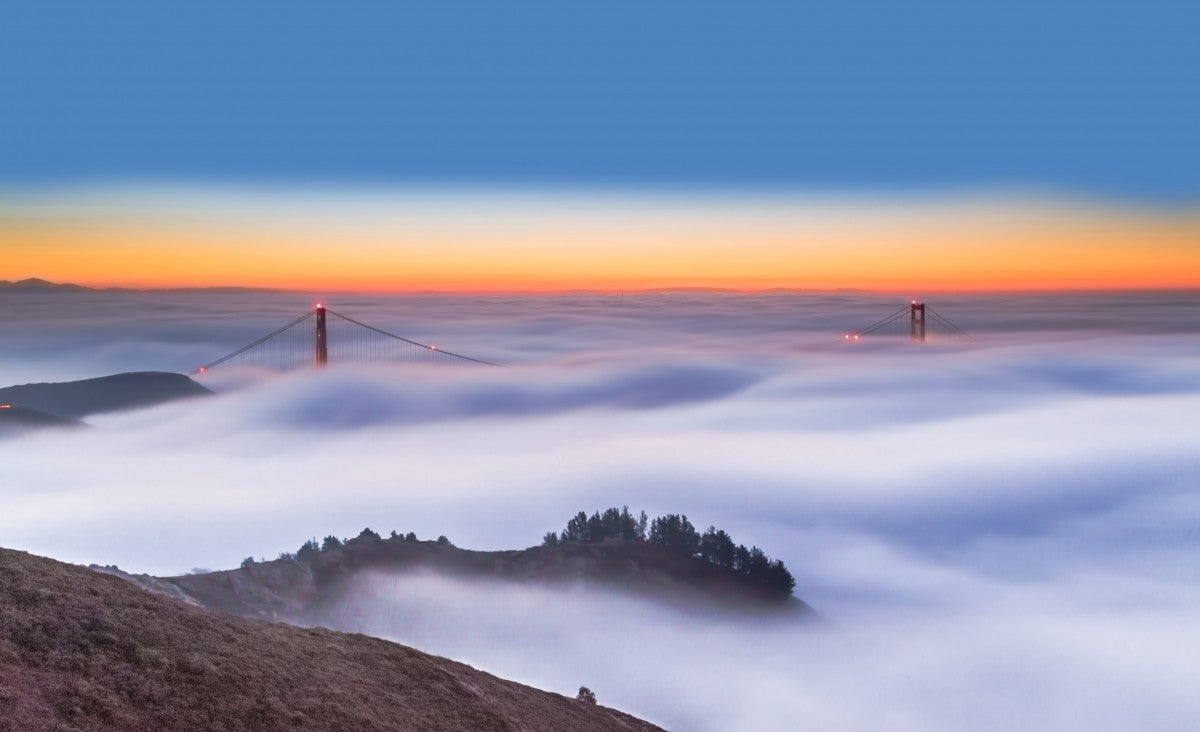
top-left (0, 277), bottom-right (283, 294)
top-left (0, 277), bottom-right (89, 292)
top-left (0, 372), bottom-right (210, 419)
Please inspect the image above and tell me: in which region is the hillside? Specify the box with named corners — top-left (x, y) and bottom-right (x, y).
top-left (110, 534), bottom-right (811, 624)
top-left (0, 405), bottom-right (83, 434)
top-left (0, 372), bottom-right (210, 419)
top-left (0, 548), bottom-right (661, 732)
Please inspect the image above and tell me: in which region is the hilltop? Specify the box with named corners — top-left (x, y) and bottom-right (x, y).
top-left (107, 531), bottom-right (811, 625)
top-left (0, 372), bottom-right (210, 420)
top-left (0, 547), bottom-right (661, 732)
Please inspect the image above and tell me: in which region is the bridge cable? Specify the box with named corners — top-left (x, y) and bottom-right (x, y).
top-left (326, 309), bottom-right (499, 366)
top-left (925, 306), bottom-right (972, 339)
top-left (850, 305), bottom-right (911, 337)
top-left (195, 311), bottom-right (315, 373)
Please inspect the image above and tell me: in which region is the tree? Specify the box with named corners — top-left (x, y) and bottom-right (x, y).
top-left (699, 526), bottom-right (736, 568)
top-left (357, 527), bottom-right (381, 541)
top-left (436, 535), bottom-right (452, 546)
top-left (240, 556), bottom-right (256, 569)
top-left (542, 531), bottom-right (560, 547)
top-left (404, 532), bottom-right (417, 542)
top-left (296, 538), bottom-right (319, 563)
top-left (744, 546), bottom-right (771, 579)
top-left (277, 551), bottom-right (296, 561)
top-left (766, 559), bottom-right (796, 596)
top-left (389, 530), bottom-right (399, 539)
top-left (636, 511), bottom-right (648, 541)
top-left (648, 514), bottom-right (701, 557)
top-left (586, 511), bottom-right (604, 542)
top-left (561, 511), bottom-right (589, 543)
top-left (734, 544), bottom-right (751, 573)
top-left (618, 506), bottom-right (638, 540)
top-left (576, 686), bottom-right (596, 705)
top-left (321, 535), bottom-right (343, 552)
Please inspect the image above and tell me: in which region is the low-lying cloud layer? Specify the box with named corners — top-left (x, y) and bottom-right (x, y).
top-left (1, 290), bottom-right (1198, 729)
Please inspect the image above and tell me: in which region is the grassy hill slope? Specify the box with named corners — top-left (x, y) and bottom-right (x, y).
top-left (0, 548), bottom-right (661, 732)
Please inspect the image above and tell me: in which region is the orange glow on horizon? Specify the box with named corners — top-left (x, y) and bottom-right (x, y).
top-left (3, 201), bottom-right (1198, 293)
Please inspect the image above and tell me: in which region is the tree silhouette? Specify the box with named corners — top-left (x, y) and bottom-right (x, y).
top-left (296, 538), bottom-right (320, 563)
top-left (648, 514), bottom-right (700, 557)
top-left (699, 526), bottom-right (736, 568)
top-left (560, 511), bottom-right (589, 543)
top-left (543, 507), bottom-right (797, 597)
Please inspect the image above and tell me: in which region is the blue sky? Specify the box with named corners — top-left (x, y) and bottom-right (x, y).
top-left (2, 2), bottom-right (1198, 202)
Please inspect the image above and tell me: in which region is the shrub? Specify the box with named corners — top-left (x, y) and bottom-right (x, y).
top-left (576, 686), bottom-right (596, 705)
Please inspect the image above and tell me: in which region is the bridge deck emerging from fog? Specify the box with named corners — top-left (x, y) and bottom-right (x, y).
top-left (194, 305), bottom-right (498, 374)
top-left (194, 301), bottom-right (969, 374)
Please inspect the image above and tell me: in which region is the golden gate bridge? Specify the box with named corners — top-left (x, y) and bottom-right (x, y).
top-left (193, 301), bottom-right (968, 374)
top-left (193, 305), bottom-right (498, 374)
top-left (843, 301), bottom-right (970, 343)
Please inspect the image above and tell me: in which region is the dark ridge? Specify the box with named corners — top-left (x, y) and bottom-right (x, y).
top-left (0, 371), bottom-right (211, 419)
top-left (0, 547), bottom-right (662, 732)
top-left (112, 533), bottom-right (812, 625)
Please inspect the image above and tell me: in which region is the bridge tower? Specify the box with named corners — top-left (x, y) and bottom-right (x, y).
top-left (314, 305), bottom-right (328, 366)
top-left (910, 302), bottom-right (926, 342)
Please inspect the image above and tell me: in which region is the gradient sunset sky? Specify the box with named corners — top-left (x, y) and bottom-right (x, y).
top-left (2, 2), bottom-right (1198, 291)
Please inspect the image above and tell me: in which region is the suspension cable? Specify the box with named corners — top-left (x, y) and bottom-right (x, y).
top-left (194, 311), bottom-right (315, 373)
top-left (327, 309), bottom-right (499, 366)
top-left (925, 306), bottom-right (972, 339)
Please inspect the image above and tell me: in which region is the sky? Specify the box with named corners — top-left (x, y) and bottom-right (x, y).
top-left (3, 9), bottom-right (1199, 726)
top-left (2, 290), bottom-right (1200, 730)
top-left (2, 2), bottom-right (1199, 290)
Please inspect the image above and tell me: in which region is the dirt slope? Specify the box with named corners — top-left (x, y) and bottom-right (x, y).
top-left (0, 548), bottom-right (662, 732)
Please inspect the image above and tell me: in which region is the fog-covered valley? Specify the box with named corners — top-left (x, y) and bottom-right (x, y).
top-left (2, 289), bottom-right (1198, 730)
